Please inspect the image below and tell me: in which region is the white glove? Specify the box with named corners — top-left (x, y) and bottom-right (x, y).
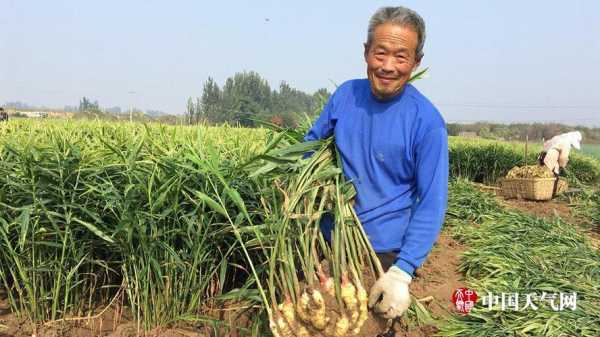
top-left (368, 266), bottom-right (412, 319)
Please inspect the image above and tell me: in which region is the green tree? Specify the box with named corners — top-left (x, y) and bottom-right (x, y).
top-left (186, 97), bottom-right (194, 125)
top-left (79, 97), bottom-right (100, 113)
top-left (311, 88), bottom-right (331, 115)
top-left (446, 123), bottom-right (461, 136)
top-left (200, 77), bottom-right (222, 123)
top-left (220, 71), bottom-right (272, 126)
top-left (195, 97), bottom-right (202, 123)
top-left (194, 71), bottom-right (333, 127)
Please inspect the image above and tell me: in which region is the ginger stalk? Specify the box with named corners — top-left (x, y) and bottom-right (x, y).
top-left (317, 264), bottom-right (335, 296)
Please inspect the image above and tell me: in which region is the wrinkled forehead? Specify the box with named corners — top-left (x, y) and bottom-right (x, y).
top-left (369, 23), bottom-right (419, 52)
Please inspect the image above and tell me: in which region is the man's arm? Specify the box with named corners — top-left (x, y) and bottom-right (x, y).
top-left (368, 127), bottom-right (448, 319)
top-left (302, 95), bottom-right (337, 161)
top-left (303, 95), bottom-right (337, 142)
top-left (557, 142), bottom-right (571, 169)
top-left (395, 127), bottom-right (449, 276)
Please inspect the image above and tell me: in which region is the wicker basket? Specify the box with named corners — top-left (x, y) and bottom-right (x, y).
top-left (500, 177), bottom-right (568, 201)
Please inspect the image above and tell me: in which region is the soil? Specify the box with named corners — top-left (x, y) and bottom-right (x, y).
top-left (410, 234), bottom-right (467, 320)
top-left (495, 194), bottom-right (600, 249)
top-left (0, 295), bottom-right (222, 337)
top-left (387, 233), bottom-right (467, 337)
top-left (0, 233), bottom-right (467, 337)
top-left (500, 197), bottom-right (573, 220)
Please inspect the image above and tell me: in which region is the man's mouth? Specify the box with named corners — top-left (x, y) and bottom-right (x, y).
top-left (375, 74), bottom-right (397, 85)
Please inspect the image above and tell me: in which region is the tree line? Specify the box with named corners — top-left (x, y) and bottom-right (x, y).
top-left (4, 72), bottom-right (599, 143)
top-left (447, 122), bottom-right (600, 144)
top-left (186, 71), bottom-right (600, 143)
top-left (186, 71), bottom-right (330, 127)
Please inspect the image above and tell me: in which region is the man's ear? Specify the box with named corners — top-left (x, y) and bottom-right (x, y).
top-left (413, 55), bottom-right (422, 72)
top-left (413, 56), bottom-right (423, 72)
top-left (363, 43), bottom-right (369, 62)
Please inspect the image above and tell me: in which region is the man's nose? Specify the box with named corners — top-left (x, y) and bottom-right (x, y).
top-left (381, 56), bottom-right (395, 72)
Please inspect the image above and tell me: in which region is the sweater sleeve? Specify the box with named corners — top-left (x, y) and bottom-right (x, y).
top-left (304, 94), bottom-right (337, 142)
top-left (394, 127), bottom-right (449, 276)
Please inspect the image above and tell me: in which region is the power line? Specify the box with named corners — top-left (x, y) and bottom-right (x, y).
top-left (436, 103), bottom-right (599, 109)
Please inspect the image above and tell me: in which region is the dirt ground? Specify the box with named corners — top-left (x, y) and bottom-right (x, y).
top-left (0, 232), bottom-right (467, 337)
top-left (0, 301), bottom-right (207, 337)
top-left (500, 197), bottom-right (573, 221)
top-left (411, 234), bottom-right (466, 320)
top-left (496, 194), bottom-right (600, 249)
top-left (387, 233), bottom-right (467, 337)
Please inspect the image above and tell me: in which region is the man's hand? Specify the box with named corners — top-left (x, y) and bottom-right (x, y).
top-left (368, 266), bottom-right (412, 319)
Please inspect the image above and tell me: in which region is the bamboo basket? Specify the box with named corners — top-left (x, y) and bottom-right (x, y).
top-left (500, 177), bottom-right (568, 201)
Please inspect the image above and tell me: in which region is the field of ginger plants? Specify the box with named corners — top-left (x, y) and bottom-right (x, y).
top-left (1, 119), bottom-right (599, 337)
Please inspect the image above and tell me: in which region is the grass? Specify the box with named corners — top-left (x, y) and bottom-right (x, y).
top-left (582, 143), bottom-right (600, 160)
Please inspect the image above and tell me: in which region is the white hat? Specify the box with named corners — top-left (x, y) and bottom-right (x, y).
top-left (567, 131), bottom-right (582, 150)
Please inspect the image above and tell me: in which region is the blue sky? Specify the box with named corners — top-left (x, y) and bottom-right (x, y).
top-left (1, 0), bottom-right (599, 125)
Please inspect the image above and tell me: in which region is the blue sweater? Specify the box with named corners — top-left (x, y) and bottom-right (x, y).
top-left (304, 79), bottom-right (448, 276)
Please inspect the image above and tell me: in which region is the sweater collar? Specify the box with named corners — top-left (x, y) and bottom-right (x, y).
top-left (368, 83), bottom-right (411, 104)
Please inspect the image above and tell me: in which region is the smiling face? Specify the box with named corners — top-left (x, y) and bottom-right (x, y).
top-left (364, 23), bottom-right (421, 100)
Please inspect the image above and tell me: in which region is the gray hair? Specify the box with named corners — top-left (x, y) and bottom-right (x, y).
top-left (366, 6), bottom-right (426, 60)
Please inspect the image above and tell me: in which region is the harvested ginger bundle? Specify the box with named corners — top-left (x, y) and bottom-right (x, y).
top-left (506, 165), bottom-right (554, 179)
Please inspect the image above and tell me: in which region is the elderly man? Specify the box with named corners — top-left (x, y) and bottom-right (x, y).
top-left (304, 6), bottom-right (448, 320)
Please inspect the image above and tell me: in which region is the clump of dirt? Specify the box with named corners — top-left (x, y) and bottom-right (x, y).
top-left (500, 197), bottom-right (572, 220)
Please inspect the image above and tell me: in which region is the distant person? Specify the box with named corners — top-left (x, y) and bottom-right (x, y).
top-left (538, 131), bottom-right (582, 175)
top-left (304, 6), bottom-right (448, 319)
top-left (0, 108), bottom-right (8, 122)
